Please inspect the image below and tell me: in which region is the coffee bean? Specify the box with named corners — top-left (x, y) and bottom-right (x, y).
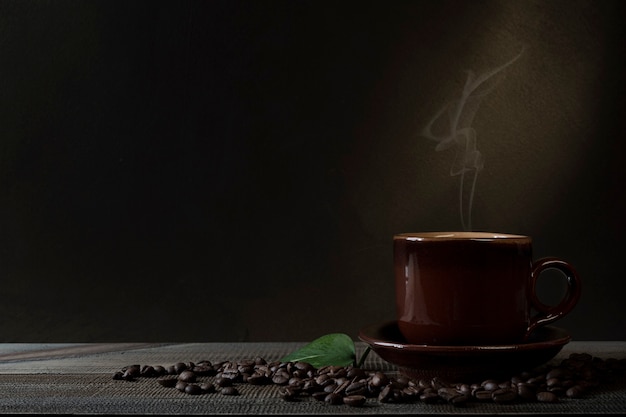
top-left (272, 374), bottom-right (289, 385)
top-left (430, 377), bottom-right (449, 390)
top-left (511, 376), bottom-right (524, 384)
top-left (548, 386), bottom-right (565, 396)
top-left (527, 375), bottom-right (546, 386)
top-left (450, 393), bottom-right (470, 406)
top-left (173, 362), bottom-right (187, 374)
top-left (302, 379), bottom-right (320, 394)
top-left (457, 383), bottom-right (471, 395)
top-left (547, 368), bottom-right (572, 380)
top-left (175, 381), bottom-right (188, 392)
top-left (420, 391), bottom-right (440, 404)
top-left (221, 386), bottom-right (239, 396)
top-left (288, 377), bottom-right (303, 388)
top-left (185, 384), bottom-right (203, 395)
top-left (178, 370), bottom-right (196, 383)
top-left (437, 387), bottom-right (461, 402)
top-left (312, 391), bottom-right (328, 401)
top-left (418, 379), bottom-right (431, 389)
top-left (378, 385), bottom-right (393, 403)
top-left (536, 391), bottom-right (558, 403)
top-left (200, 382), bottom-right (216, 394)
top-left (157, 377), bottom-right (178, 388)
top-left (324, 392), bottom-right (343, 405)
top-left (124, 365), bottom-right (141, 376)
top-left (294, 361), bottom-right (314, 372)
top-left (279, 387), bottom-right (299, 401)
top-left (346, 367), bottom-right (367, 380)
top-left (395, 376), bottom-right (411, 388)
top-left (192, 365), bottom-right (215, 376)
top-left (247, 373), bottom-right (270, 385)
top-left (492, 388), bottom-right (517, 403)
top-left (481, 380), bottom-right (500, 391)
top-left (345, 381), bottom-right (367, 396)
top-left (517, 383), bottom-right (536, 401)
top-left (401, 386), bottom-right (420, 401)
top-left (314, 374), bottom-right (329, 385)
top-left (370, 371), bottom-right (389, 388)
top-left (323, 383), bottom-right (337, 393)
top-left (152, 366), bottom-right (166, 376)
top-left (546, 378), bottom-right (561, 388)
top-left (566, 385), bottom-right (586, 398)
top-left (473, 390), bottom-right (493, 401)
top-left (214, 377), bottom-right (232, 387)
top-left (343, 395), bottom-right (367, 407)
top-left (122, 365), bottom-right (140, 381)
top-left (140, 365), bottom-right (156, 377)
top-left (328, 366), bottom-right (347, 378)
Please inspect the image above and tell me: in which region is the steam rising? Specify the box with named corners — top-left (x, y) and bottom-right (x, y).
top-left (421, 50), bottom-right (523, 231)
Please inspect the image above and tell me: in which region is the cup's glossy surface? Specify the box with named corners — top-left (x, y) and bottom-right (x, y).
top-left (394, 232), bottom-right (581, 345)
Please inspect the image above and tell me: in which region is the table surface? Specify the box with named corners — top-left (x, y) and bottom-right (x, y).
top-left (0, 341), bottom-right (624, 415)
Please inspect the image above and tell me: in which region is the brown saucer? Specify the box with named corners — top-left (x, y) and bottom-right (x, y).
top-left (358, 320), bottom-right (570, 381)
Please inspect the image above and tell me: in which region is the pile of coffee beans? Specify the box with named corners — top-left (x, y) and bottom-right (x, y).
top-left (113, 353), bottom-right (625, 407)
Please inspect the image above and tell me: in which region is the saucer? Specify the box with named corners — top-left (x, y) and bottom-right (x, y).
top-left (358, 320), bottom-right (570, 381)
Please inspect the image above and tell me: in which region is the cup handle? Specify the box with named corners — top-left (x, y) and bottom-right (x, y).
top-left (524, 257), bottom-right (582, 341)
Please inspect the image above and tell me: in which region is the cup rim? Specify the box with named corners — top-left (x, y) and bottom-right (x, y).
top-left (394, 232), bottom-right (529, 241)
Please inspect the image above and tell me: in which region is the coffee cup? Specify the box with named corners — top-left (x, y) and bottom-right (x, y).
top-left (394, 232), bottom-right (581, 346)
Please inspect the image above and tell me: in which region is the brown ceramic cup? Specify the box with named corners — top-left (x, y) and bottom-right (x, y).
top-left (394, 232), bottom-right (581, 346)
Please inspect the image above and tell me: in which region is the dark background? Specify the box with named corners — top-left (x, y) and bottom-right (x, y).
top-left (0, 0), bottom-right (624, 342)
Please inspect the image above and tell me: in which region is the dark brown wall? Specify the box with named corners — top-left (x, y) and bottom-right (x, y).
top-left (0, 0), bottom-right (624, 342)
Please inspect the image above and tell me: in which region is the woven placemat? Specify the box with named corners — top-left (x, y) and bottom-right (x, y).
top-left (0, 342), bottom-right (624, 414)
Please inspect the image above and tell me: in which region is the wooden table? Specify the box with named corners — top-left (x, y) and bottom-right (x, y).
top-left (0, 341), bottom-right (624, 414)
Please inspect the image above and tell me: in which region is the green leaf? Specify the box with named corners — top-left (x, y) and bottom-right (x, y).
top-left (280, 333), bottom-right (356, 368)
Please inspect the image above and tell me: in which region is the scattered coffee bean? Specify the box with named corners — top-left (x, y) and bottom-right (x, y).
top-left (153, 365), bottom-right (166, 376)
top-left (112, 352), bottom-right (624, 407)
top-left (157, 377), bottom-right (178, 388)
top-left (312, 391), bottom-right (328, 401)
top-left (221, 386), bottom-right (239, 396)
top-left (324, 392), bottom-right (343, 405)
top-left (420, 391), bottom-right (440, 404)
top-left (517, 383), bottom-right (536, 400)
top-left (140, 365), bottom-right (155, 377)
top-left (173, 362), bottom-right (187, 374)
top-left (482, 380), bottom-right (500, 391)
top-left (200, 382), bottom-right (216, 394)
top-left (377, 385), bottom-right (393, 403)
top-left (437, 387), bottom-right (461, 402)
top-left (537, 391), bottom-right (559, 403)
top-left (178, 370), bottom-right (196, 383)
top-left (492, 388), bottom-right (517, 403)
top-left (279, 387), bottom-right (298, 401)
top-left (474, 390), bottom-right (493, 401)
top-left (450, 393), bottom-right (470, 406)
top-left (345, 381), bottom-right (367, 396)
top-left (370, 371), bottom-right (389, 388)
top-left (272, 374), bottom-right (289, 385)
top-left (343, 395), bottom-right (367, 407)
top-left (566, 385), bottom-right (586, 398)
top-left (185, 384), bottom-right (203, 395)
top-left (214, 377), bottom-right (232, 387)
